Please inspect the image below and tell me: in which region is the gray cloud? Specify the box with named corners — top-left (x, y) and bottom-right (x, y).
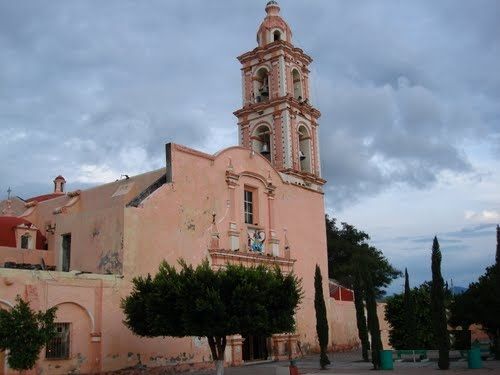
top-left (1, 1), bottom-right (498, 202)
top-left (1, 0), bottom-right (498, 295)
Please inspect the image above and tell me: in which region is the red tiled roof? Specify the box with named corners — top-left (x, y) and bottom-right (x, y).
top-left (26, 193), bottom-right (63, 203)
top-left (0, 216), bottom-right (46, 249)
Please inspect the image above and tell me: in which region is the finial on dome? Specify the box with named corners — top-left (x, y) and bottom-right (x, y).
top-left (265, 1), bottom-right (280, 15)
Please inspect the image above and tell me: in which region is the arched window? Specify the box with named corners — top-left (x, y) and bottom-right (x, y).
top-left (273, 30), bottom-right (282, 41)
top-left (20, 233), bottom-right (31, 249)
top-left (254, 68), bottom-right (270, 103)
top-left (292, 69), bottom-right (303, 100)
top-left (298, 125), bottom-right (312, 173)
top-left (252, 124), bottom-right (272, 162)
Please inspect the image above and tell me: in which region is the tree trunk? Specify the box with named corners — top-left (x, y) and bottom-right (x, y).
top-left (208, 336), bottom-right (227, 375)
top-left (354, 278), bottom-right (370, 361)
top-left (215, 360), bottom-right (224, 375)
top-left (365, 272), bottom-right (383, 370)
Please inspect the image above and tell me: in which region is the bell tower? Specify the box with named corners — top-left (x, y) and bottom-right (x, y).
top-left (234, 1), bottom-right (325, 189)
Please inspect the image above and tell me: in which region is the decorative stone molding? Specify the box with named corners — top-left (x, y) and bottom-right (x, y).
top-left (208, 249), bottom-right (295, 273)
top-left (228, 335), bottom-right (245, 366)
top-left (271, 333), bottom-right (300, 361)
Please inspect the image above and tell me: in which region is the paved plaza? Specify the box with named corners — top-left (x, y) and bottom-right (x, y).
top-left (191, 351), bottom-right (500, 375)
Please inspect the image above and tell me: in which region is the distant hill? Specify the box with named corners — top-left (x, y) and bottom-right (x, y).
top-left (451, 286), bottom-right (467, 295)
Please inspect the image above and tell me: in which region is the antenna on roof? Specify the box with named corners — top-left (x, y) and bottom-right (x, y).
top-left (7, 187), bottom-right (12, 199)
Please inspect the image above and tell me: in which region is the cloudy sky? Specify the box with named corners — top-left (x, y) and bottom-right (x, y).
top-left (1, 0), bottom-right (499, 293)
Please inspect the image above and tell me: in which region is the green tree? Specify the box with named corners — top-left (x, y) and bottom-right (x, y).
top-left (385, 282), bottom-right (438, 350)
top-left (465, 265), bottom-right (500, 359)
top-left (402, 268), bottom-right (418, 349)
top-left (449, 288), bottom-right (478, 331)
top-left (353, 272), bottom-right (370, 361)
top-left (122, 260), bottom-right (302, 375)
top-left (365, 272), bottom-right (383, 370)
top-left (314, 265), bottom-right (330, 369)
top-left (0, 297), bottom-right (57, 371)
top-left (325, 216), bottom-right (400, 361)
top-left (430, 237), bottom-right (450, 370)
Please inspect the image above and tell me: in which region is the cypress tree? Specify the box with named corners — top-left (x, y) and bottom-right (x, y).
top-left (365, 271), bottom-right (383, 370)
top-left (314, 265), bottom-right (331, 369)
top-left (403, 268), bottom-right (418, 349)
top-left (430, 237), bottom-right (450, 370)
top-left (353, 273), bottom-right (370, 361)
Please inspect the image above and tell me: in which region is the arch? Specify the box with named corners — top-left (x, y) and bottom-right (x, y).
top-left (273, 29), bottom-right (282, 42)
top-left (0, 299), bottom-right (14, 309)
top-left (251, 123), bottom-right (272, 162)
top-left (212, 146), bottom-right (286, 184)
top-left (254, 67), bottom-right (270, 103)
top-left (51, 301), bottom-right (95, 332)
top-left (292, 68), bottom-right (303, 100)
top-left (298, 124), bottom-right (312, 173)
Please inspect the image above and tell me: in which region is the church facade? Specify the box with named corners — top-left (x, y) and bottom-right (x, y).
top-left (0, 3), bottom-right (357, 374)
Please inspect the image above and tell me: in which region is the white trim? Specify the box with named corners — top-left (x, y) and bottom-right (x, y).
top-left (0, 299), bottom-right (14, 308)
top-left (279, 55), bottom-right (286, 97)
top-left (315, 126), bottom-right (322, 177)
top-left (283, 112), bottom-right (292, 169)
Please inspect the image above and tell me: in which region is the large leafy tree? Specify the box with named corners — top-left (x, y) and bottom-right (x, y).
top-left (325, 215), bottom-right (400, 361)
top-left (314, 265), bottom-right (330, 369)
top-left (0, 297), bottom-right (57, 371)
top-left (449, 226), bottom-right (500, 359)
top-left (450, 265), bottom-right (500, 359)
top-left (386, 281), bottom-right (450, 349)
top-left (122, 260), bottom-right (302, 375)
top-left (430, 237), bottom-right (450, 370)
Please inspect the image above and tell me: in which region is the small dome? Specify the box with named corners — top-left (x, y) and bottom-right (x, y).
top-left (257, 1), bottom-right (292, 46)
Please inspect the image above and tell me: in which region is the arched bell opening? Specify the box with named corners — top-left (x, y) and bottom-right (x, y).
top-left (292, 69), bottom-right (303, 101)
top-left (254, 67), bottom-right (270, 103)
top-left (252, 125), bottom-right (272, 162)
top-left (273, 29), bottom-right (282, 42)
top-left (298, 125), bottom-right (312, 173)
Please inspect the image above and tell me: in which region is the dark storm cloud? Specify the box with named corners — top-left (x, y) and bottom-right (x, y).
top-left (0, 0), bottom-right (499, 208)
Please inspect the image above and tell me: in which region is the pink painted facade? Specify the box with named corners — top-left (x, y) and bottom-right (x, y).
top-left (0, 2), bottom-right (389, 374)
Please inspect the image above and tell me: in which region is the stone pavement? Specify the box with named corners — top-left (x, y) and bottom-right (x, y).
top-left (190, 350), bottom-right (500, 375)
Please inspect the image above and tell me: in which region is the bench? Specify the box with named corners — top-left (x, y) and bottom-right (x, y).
top-left (396, 350), bottom-right (428, 362)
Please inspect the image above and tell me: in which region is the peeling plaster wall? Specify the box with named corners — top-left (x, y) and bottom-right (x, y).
top-left (19, 169), bottom-right (164, 274)
top-left (123, 145), bottom-right (330, 357)
top-left (0, 269), bottom-right (119, 375)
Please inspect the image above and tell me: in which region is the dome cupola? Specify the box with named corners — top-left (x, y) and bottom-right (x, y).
top-left (257, 1), bottom-right (292, 47)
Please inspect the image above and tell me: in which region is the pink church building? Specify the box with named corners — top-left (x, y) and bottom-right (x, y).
top-left (0, 3), bottom-right (371, 374)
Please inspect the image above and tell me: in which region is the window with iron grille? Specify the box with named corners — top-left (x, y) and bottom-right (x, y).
top-left (46, 323), bottom-right (70, 359)
top-left (244, 190), bottom-right (253, 224)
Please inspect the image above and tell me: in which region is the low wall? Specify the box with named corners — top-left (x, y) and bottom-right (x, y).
top-left (328, 298), bottom-right (391, 352)
top-left (0, 246), bottom-right (54, 267)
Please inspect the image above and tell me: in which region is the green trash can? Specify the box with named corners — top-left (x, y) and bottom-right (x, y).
top-left (468, 347), bottom-right (482, 369)
top-left (380, 350), bottom-right (394, 370)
